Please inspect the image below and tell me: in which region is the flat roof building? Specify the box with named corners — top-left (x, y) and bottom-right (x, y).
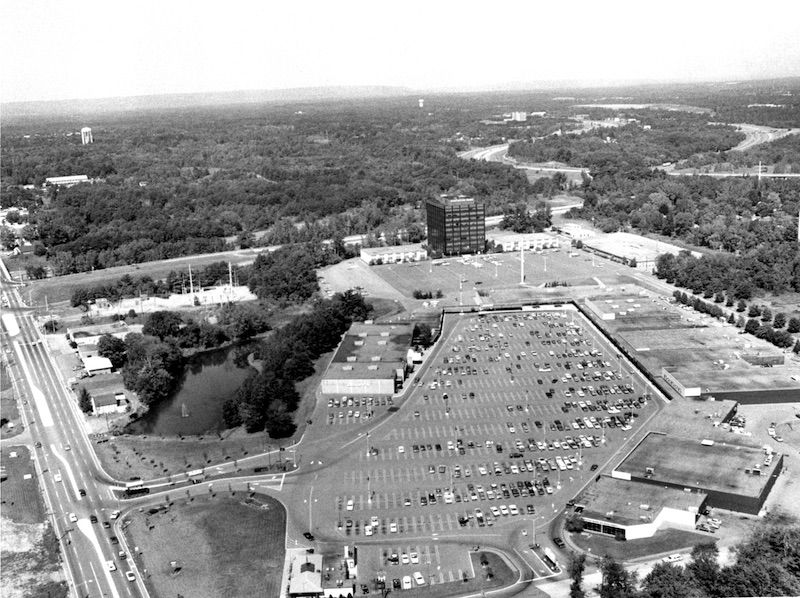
top-left (486, 230), bottom-right (561, 252)
top-left (44, 175), bottom-right (89, 187)
top-left (321, 322), bottom-right (413, 395)
top-left (360, 243), bottom-right (427, 265)
top-left (577, 476), bottom-right (706, 540)
top-left (425, 195), bottom-right (485, 257)
top-left (614, 431), bottom-right (783, 514)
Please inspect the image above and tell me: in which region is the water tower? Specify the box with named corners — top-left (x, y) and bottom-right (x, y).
top-left (81, 127), bottom-right (93, 145)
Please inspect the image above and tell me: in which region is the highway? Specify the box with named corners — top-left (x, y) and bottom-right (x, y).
top-left (2, 281), bottom-right (145, 598)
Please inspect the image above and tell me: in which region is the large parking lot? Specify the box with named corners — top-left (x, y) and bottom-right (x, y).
top-left (310, 306), bottom-right (660, 587)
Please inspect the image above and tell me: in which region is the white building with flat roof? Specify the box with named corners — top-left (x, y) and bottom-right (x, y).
top-left (486, 231), bottom-right (561, 252)
top-left (45, 175), bottom-right (89, 187)
top-left (360, 243), bottom-right (427, 265)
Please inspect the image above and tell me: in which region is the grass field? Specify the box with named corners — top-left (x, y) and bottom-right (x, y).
top-left (125, 494), bottom-right (285, 598)
top-left (0, 364), bottom-right (22, 441)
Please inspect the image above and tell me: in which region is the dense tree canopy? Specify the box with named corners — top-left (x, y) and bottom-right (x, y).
top-left (224, 290), bottom-right (371, 435)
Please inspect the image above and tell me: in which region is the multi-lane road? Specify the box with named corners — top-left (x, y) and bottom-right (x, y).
top-left (2, 279), bottom-right (147, 598)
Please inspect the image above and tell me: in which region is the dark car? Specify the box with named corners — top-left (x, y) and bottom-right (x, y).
top-left (553, 537), bottom-right (566, 549)
top-left (110, 536), bottom-right (119, 545)
top-left (90, 515), bottom-right (98, 524)
top-left (590, 464), bottom-right (599, 471)
top-left (303, 532), bottom-right (315, 541)
top-left (79, 488), bottom-right (87, 497)
top-left (103, 521), bottom-right (111, 529)
top-left (393, 579), bottom-right (401, 590)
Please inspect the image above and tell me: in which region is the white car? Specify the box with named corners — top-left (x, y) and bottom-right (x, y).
top-left (410, 551), bottom-right (419, 564)
top-left (665, 554), bottom-right (683, 563)
top-left (364, 525), bottom-right (373, 536)
top-left (509, 504), bottom-right (519, 516)
top-left (398, 445), bottom-right (405, 453)
top-left (390, 522), bottom-right (398, 533)
top-left (106, 561), bottom-right (117, 572)
top-left (68, 513), bottom-right (78, 523)
top-left (346, 499), bottom-right (354, 511)
top-left (402, 576), bottom-right (412, 590)
top-left (54, 473), bottom-right (62, 483)
top-left (401, 553), bottom-right (409, 564)
top-left (413, 572), bottom-right (425, 586)
top-left (125, 571), bottom-right (136, 582)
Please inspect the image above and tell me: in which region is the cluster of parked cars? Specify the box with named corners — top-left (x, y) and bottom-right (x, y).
top-left (326, 395), bottom-right (394, 423)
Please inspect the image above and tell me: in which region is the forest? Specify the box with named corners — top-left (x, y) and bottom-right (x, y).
top-left (568, 173), bottom-right (800, 295)
top-left (3, 78), bottom-right (799, 278)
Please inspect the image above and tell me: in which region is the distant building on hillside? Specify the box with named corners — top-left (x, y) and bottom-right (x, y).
top-left (44, 175), bottom-right (89, 187)
top-left (425, 194), bottom-right (485, 257)
top-left (81, 127), bottom-right (93, 144)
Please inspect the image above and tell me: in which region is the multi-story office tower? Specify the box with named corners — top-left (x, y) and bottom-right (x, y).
top-left (425, 195), bottom-right (485, 256)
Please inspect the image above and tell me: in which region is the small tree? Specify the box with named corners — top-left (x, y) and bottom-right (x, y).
top-left (788, 317), bottom-right (800, 333)
top-left (714, 292), bottom-right (724, 303)
top-left (727, 313), bottom-right (735, 324)
top-left (725, 296), bottom-right (734, 307)
top-left (793, 339), bottom-right (800, 354)
top-left (747, 304), bottom-right (762, 318)
top-left (78, 387), bottom-right (93, 414)
top-left (736, 299), bottom-right (747, 313)
top-left (565, 513), bottom-right (585, 532)
top-left (744, 319), bottom-right (760, 335)
top-left (761, 307), bottom-right (772, 323)
top-left (569, 552), bottom-right (587, 598)
top-left (773, 312), bottom-right (786, 329)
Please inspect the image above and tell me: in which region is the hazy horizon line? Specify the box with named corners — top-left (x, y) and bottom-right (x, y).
top-left (3, 75), bottom-right (799, 119)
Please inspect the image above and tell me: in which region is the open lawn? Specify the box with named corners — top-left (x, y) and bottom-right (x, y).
top-left (125, 494), bottom-right (285, 598)
top-left (569, 527), bottom-right (709, 562)
top-left (22, 246), bottom-right (272, 306)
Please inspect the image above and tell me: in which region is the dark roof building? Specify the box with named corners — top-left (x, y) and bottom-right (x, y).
top-left (425, 195), bottom-right (485, 256)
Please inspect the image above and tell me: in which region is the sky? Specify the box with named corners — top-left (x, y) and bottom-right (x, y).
top-left (2, 0), bottom-right (800, 103)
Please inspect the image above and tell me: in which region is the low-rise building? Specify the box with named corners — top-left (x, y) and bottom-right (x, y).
top-left (321, 322), bottom-right (413, 395)
top-left (79, 374), bottom-right (128, 415)
top-left (68, 322), bottom-right (136, 347)
top-left (44, 175), bottom-right (89, 187)
top-left (83, 355), bottom-right (113, 376)
top-left (577, 476), bottom-right (706, 540)
top-left (360, 243), bottom-right (427, 265)
top-left (487, 230), bottom-right (561, 252)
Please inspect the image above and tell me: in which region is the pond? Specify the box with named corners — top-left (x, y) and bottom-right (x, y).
top-left (124, 343), bottom-right (258, 436)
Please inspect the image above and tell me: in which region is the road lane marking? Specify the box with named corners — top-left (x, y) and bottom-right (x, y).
top-left (51, 445), bottom-right (82, 501)
top-left (77, 519), bottom-right (121, 598)
top-left (15, 341), bottom-right (55, 427)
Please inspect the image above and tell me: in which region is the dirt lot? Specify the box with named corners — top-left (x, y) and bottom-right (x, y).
top-left (124, 494), bottom-right (285, 598)
top-left (0, 446), bottom-right (66, 598)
